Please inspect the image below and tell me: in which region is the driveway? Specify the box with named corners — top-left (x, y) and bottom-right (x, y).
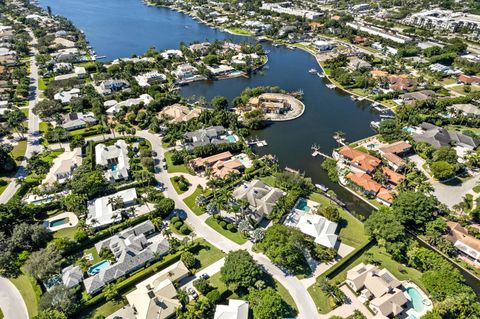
top-left (0, 277), bottom-right (28, 319)
top-left (409, 155), bottom-right (480, 209)
top-left (135, 130), bottom-right (321, 319)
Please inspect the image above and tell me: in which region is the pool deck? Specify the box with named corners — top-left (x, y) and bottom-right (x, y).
top-left (43, 212), bottom-right (79, 232)
top-left (402, 282), bottom-right (433, 319)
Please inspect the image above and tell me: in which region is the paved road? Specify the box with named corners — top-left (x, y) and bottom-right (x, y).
top-left (135, 130), bottom-right (321, 319)
top-left (0, 277), bottom-right (28, 319)
top-left (0, 28), bottom-right (41, 204)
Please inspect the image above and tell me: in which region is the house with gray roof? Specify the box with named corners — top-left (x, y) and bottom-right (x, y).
top-left (412, 122), bottom-right (480, 150)
top-left (62, 265), bottom-right (84, 288)
top-left (83, 220), bottom-right (169, 294)
top-left (183, 126), bottom-right (231, 149)
top-left (61, 112), bottom-right (97, 131)
top-left (448, 104), bottom-right (480, 117)
top-left (232, 179), bottom-right (285, 223)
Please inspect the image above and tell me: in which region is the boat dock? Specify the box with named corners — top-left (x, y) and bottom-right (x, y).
top-left (247, 137), bottom-right (268, 147)
top-left (311, 144), bottom-right (333, 159)
top-left (285, 166), bottom-right (303, 175)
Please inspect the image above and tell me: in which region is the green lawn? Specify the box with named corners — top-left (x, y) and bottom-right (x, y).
top-left (183, 186), bottom-right (206, 215)
top-left (308, 193), bottom-right (368, 248)
top-left (53, 225), bottom-right (78, 240)
top-left (351, 88), bottom-right (369, 96)
top-left (259, 175), bottom-right (276, 187)
top-left (205, 216), bottom-right (247, 245)
top-left (70, 124), bottom-right (105, 137)
top-left (10, 274), bottom-right (41, 318)
top-left (11, 140), bottom-right (27, 164)
top-left (39, 122), bottom-right (50, 133)
top-left (0, 178), bottom-right (8, 196)
top-left (20, 108), bottom-right (29, 117)
top-left (79, 300), bottom-right (126, 319)
top-left (83, 246), bottom-right (102, 264)
top-left (449, 84), bottom-right (480, 94)
top-left (0, 307), bottom-right (3, 319)
top-left (189, 239), bottom-right (225, 271)
top-left (307, 285), bottom-right (335, 314)
top-left (170, 177), bottom-right (189, 194)
top-left (164, 151), bottom-right (190, 174)
top-left (225, 27), bottom-right (254, 36)
top-left (38, 78), bottom-right (47, 90)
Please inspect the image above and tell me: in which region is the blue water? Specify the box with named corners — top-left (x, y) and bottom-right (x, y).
top-left (111, 163), bottom-right (118, 171)
top-left (406, 315), bottom-right (417, 319)
top-left (406, 287), bottom-right (425, 313)
top-left (295, 198), bottom-right (310, 212)
top-left (49, 218), bottom-right (66, 227)
top-left (88, 260), bottom-right (111, 275)
top-left (38, 0), bottom-right (380, 217)
top-left (226, 135), bottom-right (237, 143)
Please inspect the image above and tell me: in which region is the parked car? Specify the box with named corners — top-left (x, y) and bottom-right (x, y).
top-left (199, 273), bottom-right (209, 280)
top-left (187, 288), bottom-right (198, 299)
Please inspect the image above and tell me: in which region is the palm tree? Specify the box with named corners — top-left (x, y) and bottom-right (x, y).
top-left (151, 216), bottom-right (163, 231)
top-left (162, 227), bottom-right (173, 240)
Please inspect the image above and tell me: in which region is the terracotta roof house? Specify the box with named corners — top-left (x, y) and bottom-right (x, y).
top-left (382, 167), bottom-right (405, 186)
top-left (388, 75), bottom-right (416, 91)
top-left (158, 104), bottom-right (202, 123)
top-left (445, 222), bottom-right (480, 266)
top-left (336, 146), bottom-right (382, 174)
top-left (377, 187), bottom-right (394, 206)
top-left (346, 172), bottom-right (382, 196)
top-left (232, 179), bottom-right (284, 223)
top-left (190, 151), bottom-right (245, 179)
top-left (370, 70), bottom-right (389, 78)
top-left (346, 263), bottom-right (407, 318)
top-left (378, 140), bottom-right (412, 171)
top-left (457, 74), bottom-right (480, 84)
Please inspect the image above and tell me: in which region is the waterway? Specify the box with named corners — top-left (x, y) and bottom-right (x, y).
top-left (39, 0), bottom-right (381, 217)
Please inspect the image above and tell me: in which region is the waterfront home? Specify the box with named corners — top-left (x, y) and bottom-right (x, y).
top-left (346, 263), bottom-right (408, 318)
top-left (54, 88), bottom-right (80, 104)
top-left (231, 52), bottom-right (260, 65)
top-left (53, 37), bottom-right (76, 48)
top-left (335, 146), bottom-right (382, 174)
top-left (348, 58), bottom-right (372, 71)
top-left (158, 103), bottom-right (202, 123)
top-left (388, 75), bottom-right (416, 91)
top-left (190, 151), bottom-right (246, 179)
top-left (54, 48), bottom-right (81, 63)
top-left (448, 103), bottom-right (480, 117)
top-left (61, 112), bottom-right (97, 131)
top-left (95, 79), bottom-right (129, 95)
top-left (400, 90), bottom-right (436, 105)
top-left (95, 140), bottom-right (130, 181)
top-left (247, 93), bottom-right (293, 115)
top-left (61, 265), bottom-right (83, 289)
top-left (382, 167), bottom-right (405, 186)
top-left (123, 261), bottom-right (189, 319)
top-left (86, 188), bottom-right (138, 229)
top-left (206, 64), bottom-right (236, 77)
top-left (314, 40), bottom-right (336, 51)
top-left (83, 221), bottom-right (170, 294)
top-left (284, 199), bottom-right (338, 248)
top-left (378, 140), bottom-right (412, 171)
top-left (105, 94), bottom-right (154, 114)
top-left (134, 71), bottom-right (166, 87)
top-left (214, 300), bottom-right (249, 319)
top-left (445, 221), bottom-right (480, 267)
top-left (183, 125), bottom-right (234, 149)
top-left (172, 63), bottom-right (205, 84)
top-left (53, 62), bottom-right (73, 73)
top-left (189, 42), bottom-right (211, 55)
top-left (160, 49), bottom-right (183, 60)
top-left (412, 122), bottom-right (480, 150)
top-left (42, 148), bottom-right (82, 185)
top-left (346, 171), bottom-right (381, 197)
top-left (74, 66), bottom-right (87, 78)
top-left (111, 57), bottom-right (155, 65)
top-left (232, 179), bottom-right (284, 223)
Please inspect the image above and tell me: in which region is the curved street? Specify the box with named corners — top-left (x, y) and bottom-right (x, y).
top-left (0, 277), bottom-right (28, 319)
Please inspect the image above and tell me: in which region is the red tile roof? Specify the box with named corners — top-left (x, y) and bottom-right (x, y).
top-left (377, 187), bottom-right (394, 203)
top-left (339, 146), bottom-right (382, 173)
top-left (346, 172), bottom-right (382, 193)
top-left (382, 167), bottom-right (405, 185)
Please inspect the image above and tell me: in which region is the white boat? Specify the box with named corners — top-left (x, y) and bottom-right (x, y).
top-left (317, 73), bottom-right (325, 78)
top-left (370, 121), bottom-right (380, 129)
top-left (357, 96), bottom-right (366, 101)
top-left (315, 184), bottom-right (329, 192)
top-left (309, 68), bottom-right (317, 74)
top-left (326, 84), bottom-right (336, 89)
top-left (380, 114), bottom-right (394, 119)
top-left (351, 96), bottom-right (357, 101)
top-left (287, 45), bottom-right (295, 50)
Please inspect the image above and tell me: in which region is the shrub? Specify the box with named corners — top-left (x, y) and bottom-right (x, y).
top-left (226, 224), bottom-right (235, 231)
top-left (178, 181), bottom-right (189, 191)
top-left (219, 221), bottom-right (227, 229)
top-left (174, 221), bottom-right (184, 229)
top-left (74, 230), bottom-right (88, 242)
top-left (193, 278), bottom-right (212, 295)
top-left (179, 225), bottom-right (190, 235)
top-left (206, 289), bottom-right (221, 303)
top-left (171, 216), bottom-right (181, 224)
top-left (181, 251), bottom-right (197, 269)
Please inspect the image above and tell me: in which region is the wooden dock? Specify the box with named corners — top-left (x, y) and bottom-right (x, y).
top-left (311, 144), bottom-right (333, 159)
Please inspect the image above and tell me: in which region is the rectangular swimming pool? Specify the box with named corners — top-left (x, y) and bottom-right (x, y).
top-left (50, 218), bottom-right (67, 227)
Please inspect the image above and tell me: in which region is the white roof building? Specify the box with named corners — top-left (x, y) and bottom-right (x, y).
top-left (160, 49), bottom-right (183, 59)
top-left (105, 94), bottom-right (153, 114)
top-left (42, 148), bottom-right (83, 185)
top-left (86, 188), bottom-right (137, 228)
top-left (95, 140), bottom-right (130, 181)
top-left (284, 200), bottom-right (338, 248)
top-left (54, 88), bottom-right (80, 103)
top-left (214, 299), bottom-right (249, 319)
top-left (134, 71), bottom-right (166, 87)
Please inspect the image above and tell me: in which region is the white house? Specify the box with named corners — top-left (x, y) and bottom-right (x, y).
top-left (42, 148), bottom-right (83, 185)
top-left (105, 94), bottom-right (153, 114)
top-left (314, 40), bottom-right (336, 51)
top-left (54, 88), bottom-right (80, 104)
top-left (95, 140), bottom-right (130, 181)
top-left (214, 300), bottom-right (249, 319)
top-left (134, 71), bottom-right (166, 87)
top-left (86, 188), bottom-right (137, 228)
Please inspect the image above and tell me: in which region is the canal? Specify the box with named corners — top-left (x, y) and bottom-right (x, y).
top-left (39, 0), bottom-right (381, 216)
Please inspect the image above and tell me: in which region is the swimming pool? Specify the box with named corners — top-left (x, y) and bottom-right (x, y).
top-left (50, 218), bottom-right (67, 227)
top-left (87, 260), bottom-right (111, 276)
top-left (406, 287), bottom-right (425, 313)
top-left (111, 163), bottom-right (118, 171)
top-left (295, 198), bottom-right (310, 212)
top-left (406, 315), bottom-right (417, 319)
top-left (226, 135), bottom-right (237, 143)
